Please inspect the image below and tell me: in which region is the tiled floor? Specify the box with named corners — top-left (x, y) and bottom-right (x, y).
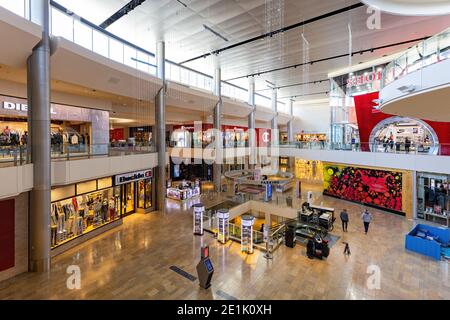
top-left (0, 183), bottom-right (449, 300)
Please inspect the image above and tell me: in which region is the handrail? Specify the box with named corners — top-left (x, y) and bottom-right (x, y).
top-left (382, 27), bottom-right (450, 87)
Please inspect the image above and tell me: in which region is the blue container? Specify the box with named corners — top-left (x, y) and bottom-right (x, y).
top-left (405, 224), bottom-right (450, 260)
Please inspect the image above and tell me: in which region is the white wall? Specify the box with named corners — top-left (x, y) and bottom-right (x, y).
top-left (292, 101), bottom-right (331, 134)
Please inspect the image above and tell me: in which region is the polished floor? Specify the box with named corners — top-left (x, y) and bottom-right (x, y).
top-left (0, 183), bottom-right (449, 300)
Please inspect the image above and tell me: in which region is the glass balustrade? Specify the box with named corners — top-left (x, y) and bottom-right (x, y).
top-left (0, 0), bottom-right (275, 105)
top-left (382, 27), bottom-right (450, 88)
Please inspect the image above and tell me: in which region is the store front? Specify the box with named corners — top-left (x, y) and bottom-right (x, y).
top-left (417, 172), bottom-right (449, 227)
top-left (115, 169), bottom-right (155, 215)
top-left (129, 126), bottom-right (152, 146)
top-left (50, 169), bottom-right (154, 255)
top-left (0, 95), bottom-right (109, 156)
top-left (329, 65), bottom-right (384, 148)
top-left (295, 133), bottom-right (327, 143)
top-left (369, 117), bottom-right (439, 154)
top-left (295, 159), bottom-right (324, 183)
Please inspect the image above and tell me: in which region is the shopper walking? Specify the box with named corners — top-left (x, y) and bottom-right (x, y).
top-left (361, 209), bottom-right (373, 234)
top-left (405, 137), bottom-right (411, 153)
top-left (340, 209), bottom-right (349, 232)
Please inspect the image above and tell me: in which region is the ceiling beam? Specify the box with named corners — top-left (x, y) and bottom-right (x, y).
top-left (256, 79), bottom-right (330, 92)
top-left (99, 0), bottom-right (147, 29)
top-left (179, 2), bottom-right (365, 65)
top-left (224, 36), bottom-right (430, 81)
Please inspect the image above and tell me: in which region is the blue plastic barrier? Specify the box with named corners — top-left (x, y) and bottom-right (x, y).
top-left (405, 224), bottom-right (450, 260)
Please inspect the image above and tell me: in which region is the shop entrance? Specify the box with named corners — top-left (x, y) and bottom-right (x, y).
top-left (115, 169), bottom-right (155, 216)
top-left (121, 182), bottom-right (135, 216)
top-left (137, 178), bottom-right (152, 210)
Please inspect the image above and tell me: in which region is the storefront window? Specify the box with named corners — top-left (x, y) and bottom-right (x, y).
top-left (295, 159), bottom-right (323, 182)
top-left (51, 181), bottom-right (121, 249)
top-left (417, 172), bottom-right (449, 225)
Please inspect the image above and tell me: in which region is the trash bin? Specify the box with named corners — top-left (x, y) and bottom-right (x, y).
top-left (286, 196), bottom-right (293, 207)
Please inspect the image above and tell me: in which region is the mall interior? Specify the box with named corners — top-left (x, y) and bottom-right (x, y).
top-left (0, 0), bottom-right (449, 300)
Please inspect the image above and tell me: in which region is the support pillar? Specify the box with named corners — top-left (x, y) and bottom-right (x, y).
top-left (28, 0), bottom-right (51, 272)
top-left (213, 67), bottom-right (222, 193)
top-left (155, 41), bottom-right (166, 211)
top-left (271, 88), bottom-right (279, 173)
top-left (287, 99), bottom-right (294, 143)
top-left (247, 76), bottom-right (256, 169)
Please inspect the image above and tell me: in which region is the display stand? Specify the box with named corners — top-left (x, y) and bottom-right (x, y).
top-left (196, 246), bottom-right (214, 289)
top-left (241, 215), bottom-right (255, 254)
top-left (217, 209), bottom-right (230, 244)
top-left (193, 203), bottom-right (204, 236)
top-left (264, 184), bottom-right (273, 202)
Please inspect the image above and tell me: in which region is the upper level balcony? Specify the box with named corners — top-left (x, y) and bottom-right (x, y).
top-left (379, 27), bottom-right (450, 122)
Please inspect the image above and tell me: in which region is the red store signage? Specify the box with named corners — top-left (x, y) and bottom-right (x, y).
top-left (347, 71), bottom-right (382, 88)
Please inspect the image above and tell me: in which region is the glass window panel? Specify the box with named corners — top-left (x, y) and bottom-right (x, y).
top-left (137, 51), bottom-right (150, 73)
top-left (109, 38), bottom-right (124, 63)
top-left (93, 29), bottom-right (109, 57)
top-left (51, 185), bottom-right (76, 202)
top-left (149, 56), bottom-right (157, 75)
top-left (438, 30), bottom-right (450, 60)
top-left (180, 68), bottom-right (189, 85)
top-left (74, 20), bottom-right (93, 50)
top-left (77, 180), bottom-right (97, 195)
top-left (51, 8), bottom-right (74, 41)
top-left (169, 63), bottom-right (180, 82)
top-left (189, 71), bottom-right (198, 88)
top-left (0, 0), bottom-right (25, 18)
top-left (124, 45), bottom-right (137, 69)
top-left (98, 177), bottom-right (112, 189)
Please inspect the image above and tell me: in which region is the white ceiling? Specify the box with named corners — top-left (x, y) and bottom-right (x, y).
top-left (53, 0), bottom-right (450, 103)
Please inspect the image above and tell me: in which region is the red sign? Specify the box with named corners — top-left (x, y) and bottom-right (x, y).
top-left (347, 71), bottom-right (382, 88)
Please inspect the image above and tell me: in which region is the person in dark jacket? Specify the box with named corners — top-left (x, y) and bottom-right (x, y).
top-left (340, 209), bottom-right (349, 232)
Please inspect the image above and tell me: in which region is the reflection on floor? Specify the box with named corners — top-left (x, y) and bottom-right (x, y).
top-left (0, 182), bottom-right (449, 300)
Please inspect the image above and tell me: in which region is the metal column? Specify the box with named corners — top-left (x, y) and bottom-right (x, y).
top-left (28, 0), bottom-right (51, 272)
top-left (271, 88), bottom-right (279, 173)
top-left (287, 99), bottom-right (294, 143)
top-left (155, 41), bottom-right (166, 212)
top-left (247, 76), bottom-right (256, 169)
top-left (213, 67), bottom-right (222, 192)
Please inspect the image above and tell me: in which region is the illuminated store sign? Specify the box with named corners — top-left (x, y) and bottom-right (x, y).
top-left (115, 169), bottom-right (153, 185)
top-left (3, 101), bottom-right (57, 114)
top-left (346, 70), bottom-right (382, 88)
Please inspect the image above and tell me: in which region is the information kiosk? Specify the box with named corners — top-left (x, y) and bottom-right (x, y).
top-left (196, 246), bottom-right (214, 289)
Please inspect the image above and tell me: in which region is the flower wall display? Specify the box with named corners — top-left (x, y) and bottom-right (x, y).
top-left (323, 164), bottom-right (403, 212)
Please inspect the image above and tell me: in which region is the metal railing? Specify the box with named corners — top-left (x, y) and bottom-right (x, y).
top-left (382, 27), bottom-right (450, 88)
top-left (0, 143), bottom-right (155, 167)
top-left (278, 141), bottom-right (449, 156)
